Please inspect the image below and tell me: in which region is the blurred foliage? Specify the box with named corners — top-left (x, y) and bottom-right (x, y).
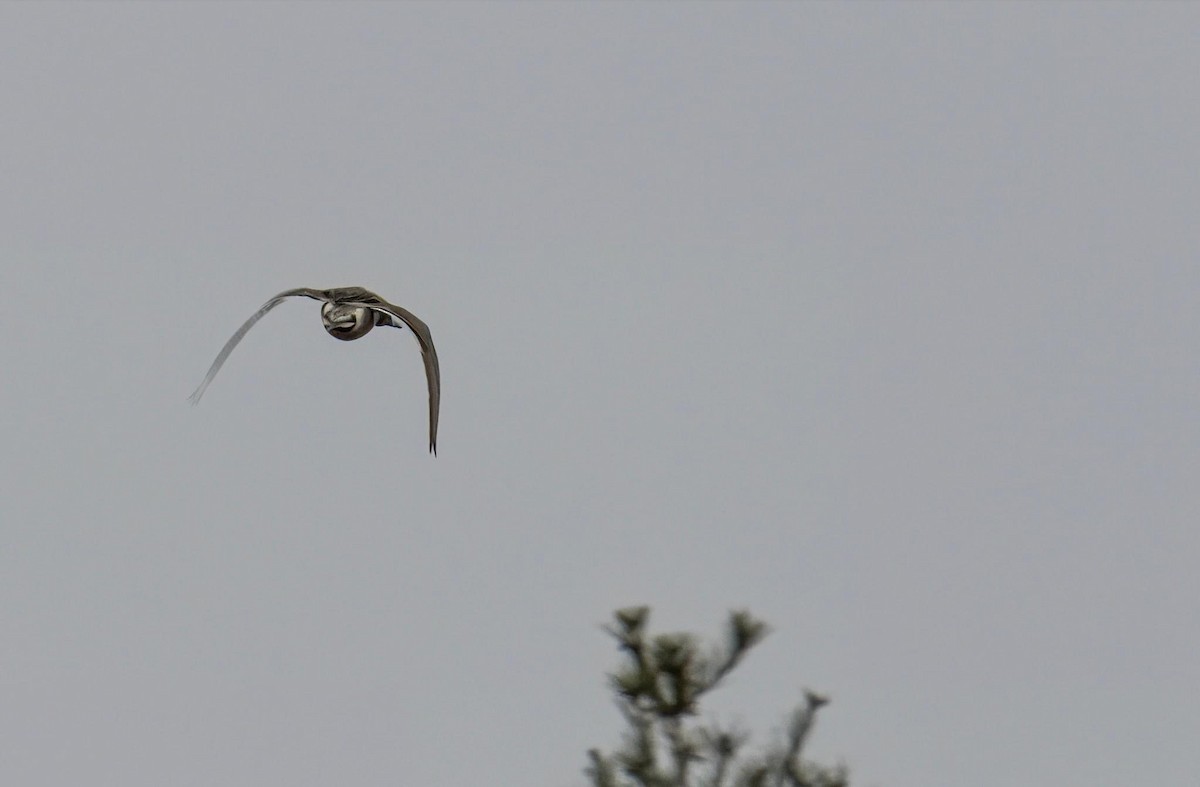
top-left (585, 608), bottom-right (848, 787)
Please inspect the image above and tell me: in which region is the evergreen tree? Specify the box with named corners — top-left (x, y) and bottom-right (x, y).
top-left (586, 607), bottom-right (848, 787)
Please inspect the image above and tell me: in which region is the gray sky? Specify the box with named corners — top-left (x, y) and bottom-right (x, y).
top-left (3, 3), bottom-right (1197, 785)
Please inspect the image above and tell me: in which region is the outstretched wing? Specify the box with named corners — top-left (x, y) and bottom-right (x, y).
top-left (349, 298), bottom-right (441, 456)
top-left (189, 287), bottom-right (328, 404)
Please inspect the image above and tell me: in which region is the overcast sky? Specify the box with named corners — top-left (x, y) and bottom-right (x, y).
top-left (3, 3), bottom-right (1198, 786)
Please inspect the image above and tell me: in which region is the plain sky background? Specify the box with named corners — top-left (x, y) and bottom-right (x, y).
top-left (2, 3), bottom-right (1197, 786)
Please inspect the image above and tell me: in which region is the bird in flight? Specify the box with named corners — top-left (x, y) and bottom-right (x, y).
top-left (190, 286), bottom-right (440, 455)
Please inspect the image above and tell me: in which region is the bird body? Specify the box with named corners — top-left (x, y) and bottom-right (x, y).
top-left (321, 302), bottom-right (375, 340)
top-left (190, 287), bottom-right (440, 455)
